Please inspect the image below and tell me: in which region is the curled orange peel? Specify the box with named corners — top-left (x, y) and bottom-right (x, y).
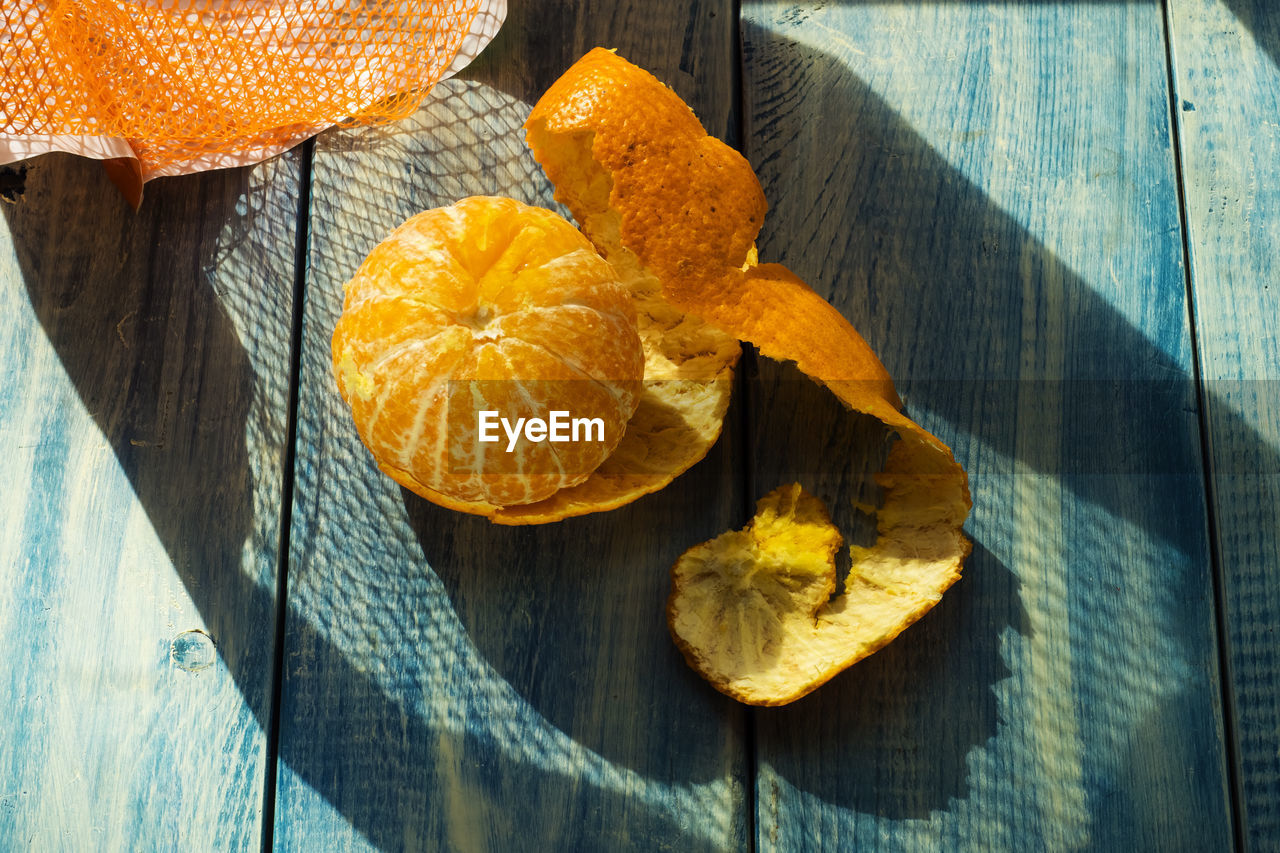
top-left (528, 48), bottom-right (972, 704)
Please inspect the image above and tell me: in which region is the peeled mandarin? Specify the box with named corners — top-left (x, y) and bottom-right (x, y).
top-left (332, 195), bottom-right (645, 509)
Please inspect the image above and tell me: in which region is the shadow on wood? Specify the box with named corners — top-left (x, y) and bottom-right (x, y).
top-left (758, 542), bottom-right (1026, 819)
top-left (1224, 0), bottom-right (1280, 73)
top-left (2, 155), bottom-right (273, 711)
top-left (273, 41), bottom-right (752, 848)
top-left (2, 155), bottom-right (277, 843)
top-left (399, 464), bottom-right (743, 784)
top-left (743, 361), bottom-right (1028, 819)
top-left (6, 4), bottom-right (1265, 843)
top-left (3, 151), bottom-right (746, 851)
top-left (741, 21), bottom-right (1237, 842)
top-left (810, 0), bottom-right (1280, 75)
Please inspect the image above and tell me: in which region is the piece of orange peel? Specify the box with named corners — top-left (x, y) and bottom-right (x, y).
top-left (526, 48), bottom-right (972, 705)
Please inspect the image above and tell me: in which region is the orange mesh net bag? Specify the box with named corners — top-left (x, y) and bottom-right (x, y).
top-left (0, 0), bottom-right (502, 202)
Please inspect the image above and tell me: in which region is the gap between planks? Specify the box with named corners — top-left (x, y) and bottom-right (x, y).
top-left (1160, 0), bottom-right (1246, 849)
top-left (259, 135), bottom-right (317, 853)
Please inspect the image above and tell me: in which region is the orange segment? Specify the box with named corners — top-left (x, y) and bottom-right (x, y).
top-left (332, 196), bottom-right (644, 508)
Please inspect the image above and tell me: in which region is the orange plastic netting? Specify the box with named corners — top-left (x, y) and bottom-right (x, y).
top-left (1, 1), bottom-right (486, 175)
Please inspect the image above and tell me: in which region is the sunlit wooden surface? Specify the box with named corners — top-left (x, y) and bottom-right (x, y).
top-left (2, 1), bottom-right (1277, 849)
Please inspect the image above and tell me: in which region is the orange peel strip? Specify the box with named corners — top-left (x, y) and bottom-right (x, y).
top-left (527, 48), bottom-right (972, 704)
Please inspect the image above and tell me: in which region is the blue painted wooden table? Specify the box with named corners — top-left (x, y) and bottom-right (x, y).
top-left (2, 1), bottom-right (1277, 849)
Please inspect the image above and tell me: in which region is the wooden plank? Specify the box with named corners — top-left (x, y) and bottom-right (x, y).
top-left (272, 3), bottom-right (750, 850)
top-left (1167, 0), bottom-right (1280, 847)
top-left (741, 3), bottom-right (1233, 850)
top-left (0, 154), bottom-right (300, 847)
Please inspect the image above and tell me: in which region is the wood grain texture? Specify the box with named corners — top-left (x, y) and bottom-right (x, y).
top-left (741, 3), bottom-right (1232, 850)
top-left (272, 3), bottom-right (750, 850)
top-left (0, 155), bottom-right (300, 848)
top-left (1168, 0), bottom-right (1280, 848)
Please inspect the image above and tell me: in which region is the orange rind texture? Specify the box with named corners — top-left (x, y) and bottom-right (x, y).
top-left (528, 48), bottom-right (971, 704)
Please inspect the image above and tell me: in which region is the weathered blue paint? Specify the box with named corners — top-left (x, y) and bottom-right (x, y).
top-left (0, 154), bottom-right (299, 850)
top-left (743, 2), bottom-right (1233, 850)
top-left (1169, 0), bottom-right (1280, 848)
top-left (270, 4), bottom-right (751, 850)
top-left (4, 0), bottom-right (1276, 848)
